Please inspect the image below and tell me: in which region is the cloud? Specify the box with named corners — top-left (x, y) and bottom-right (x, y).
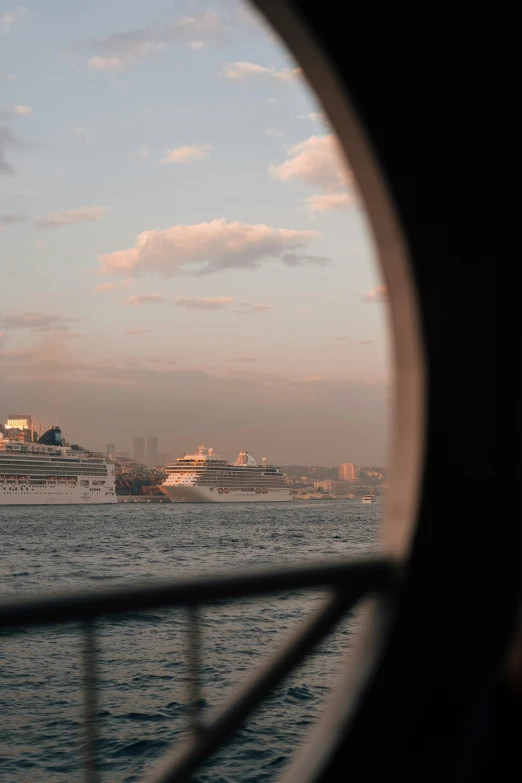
top-left (98, 218), bottom-right (322, 278)
top-left (362, 285), bottom-right (387, 303)
top-left (221, 62), bottom-right (301, 81)
top-left (13, 104), bottom-right (31, 116)
top-left (260, 98), bottom-right (275, 103)
top-left (0, 73), bottom-right (16, 81)
top-left (270, 134), bottom-right (354, 213)
top-left (125, 328), bottom-right (150, 335)
top-left (34, 205), bottom-right (108, 229)
top-left (281, 252), bottom-right (329, 267)
top-left (0, 331), bottom-right (6, 347)
top-left (160, 144), bottom-right (211, 164)
top-left (87, 56), bottom-right (126, 73)
top-left (137, 146), bottom-right (149, 158)
top-left (88, 11), bottom-right (226, 72)
top-left (124, 294), bottom-right (166, 307)
top-left (0, 7), bottom-right (27, 34)
top-left (265, 128), bottom-right (284, 138)
top-left (189, 41), bottom-right (206, 50)
top-left (236, 302), bottom-right (275, 314)
top-left (0, 125), bottom-right (18, 175)
top-left (174, 296), bottom-right (235, 310)
top-left (0, 311), bottom-right (79, 331)
top-left (306, 193), bottom-right (352, 212)
top-left (297, 113), bottom-right (324, 121)
top-left (94, 278), bottom-right (134, 292)
top-left (0, 212), bottom-right (28, 226)
top-left (0, 104), bottom-right (32, 119)
top-left (270, 134), bottom-right (350, 190)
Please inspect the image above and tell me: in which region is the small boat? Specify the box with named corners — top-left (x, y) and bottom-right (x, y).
top-left (362, 495), bottom-right (376, 503)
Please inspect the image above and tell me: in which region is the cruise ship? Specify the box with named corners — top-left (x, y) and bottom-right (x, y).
top-left (160, 445), bottom-right (292, 503)
top-left (0, 423), bottom-right (117, 505)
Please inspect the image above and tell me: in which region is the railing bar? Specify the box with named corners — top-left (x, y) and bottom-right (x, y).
top-left (83, 621), bottom-right (100, 783)
top-left (142, 587), bottom-right (362, 783)
top-left (187, 605), bottom-right (204, 734)
top-left (0, 558), bottom-right (395, 629)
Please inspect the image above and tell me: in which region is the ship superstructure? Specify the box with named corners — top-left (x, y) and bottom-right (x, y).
top-left (160, 445), bottom-right (292, 503)
top-left (0, 424), bottom-right (117, 505)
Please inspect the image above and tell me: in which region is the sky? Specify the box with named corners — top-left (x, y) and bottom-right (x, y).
top-left (0, 0), bottom-right (391, 466)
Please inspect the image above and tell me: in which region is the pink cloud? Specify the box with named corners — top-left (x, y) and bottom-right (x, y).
top-left (34, 206), bottom-right (107, 229)
top-left (98, 218), bottom-right (322, 278)
top-left (306, 193), bottom-right (352, 212)
top-left (270, 134), bottom-right (350, 190)
top-left (174, 296), bottom-right (235, 310)
top-left (94, 278), bottom-right (134, 292)
top-left (221, 61), bottom-right (300, 81)
top-left (160, 144), bottom-right (212, 164)
top-left (270, 134), bottom-right (354, 212)
top-left (362, 285), bottom-right (387, 303)
top-left (124, 294), bottom-right (166, 307)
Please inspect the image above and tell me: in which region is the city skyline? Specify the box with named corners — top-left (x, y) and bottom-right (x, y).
top-left (0, 0), bottom-right (391, 466)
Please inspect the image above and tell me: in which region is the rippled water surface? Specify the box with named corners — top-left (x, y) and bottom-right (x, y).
top-left (0, 501), bottom-right (380, 782)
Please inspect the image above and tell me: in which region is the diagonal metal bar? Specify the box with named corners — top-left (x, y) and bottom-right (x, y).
top-left (186, 604), bottom-right (204, 735)
top-left (83, 621), bottom-right (100, 783)
top-left (0, 558), bottom-right (395, 629)
top-left (141, 585), bottom-right (370, 783)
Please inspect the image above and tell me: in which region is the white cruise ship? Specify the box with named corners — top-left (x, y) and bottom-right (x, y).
top-left (160, 445), bottom-right (292, 503)
top-left (0, 426), bottom-right (117, 505)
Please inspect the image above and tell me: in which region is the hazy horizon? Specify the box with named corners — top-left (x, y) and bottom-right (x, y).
top-left (1, 0), bottom-right (391, 466)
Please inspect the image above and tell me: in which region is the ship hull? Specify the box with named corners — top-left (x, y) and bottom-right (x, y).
top-left (0, 485), bottom-right (117, 505)
top-left (160, 485), bottom-right (292, 503)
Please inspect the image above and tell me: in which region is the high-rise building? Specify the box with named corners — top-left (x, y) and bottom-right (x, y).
top-left (146, 436), bottom-right (159, 466)
top-left (338, 463), bottom-right (358, 481)
top-left (133, 436), bottom-right (145, 465)
top-left (106, 443), bottom-right (115, 457)
top-left (6, 414), bottom-right (32, 431)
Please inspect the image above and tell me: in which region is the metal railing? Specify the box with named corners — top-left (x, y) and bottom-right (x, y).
top-left (0, 557), bottom-right (396, 783)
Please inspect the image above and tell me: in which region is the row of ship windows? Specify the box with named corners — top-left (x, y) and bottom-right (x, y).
top-left (1, 480), bottom-right (106, 485)
top-left (2, 487), bottom-right (110, 491)
top-left (172, 481), bottom-right (285, 488)
top-left (0, 465), bottom-right (107, 476)
top-left (0, 462), bottom-right (107, 469)
top-left (167, 467), bottom-right (282, 476)
top-left (1, 451), bottom-right (104, 461)
top-left (182, 473), bottom-right (282, 484)
top-left (0, 456), bottom-right (104, 462)
top-left (167, 464), bottom-right (278, 473)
